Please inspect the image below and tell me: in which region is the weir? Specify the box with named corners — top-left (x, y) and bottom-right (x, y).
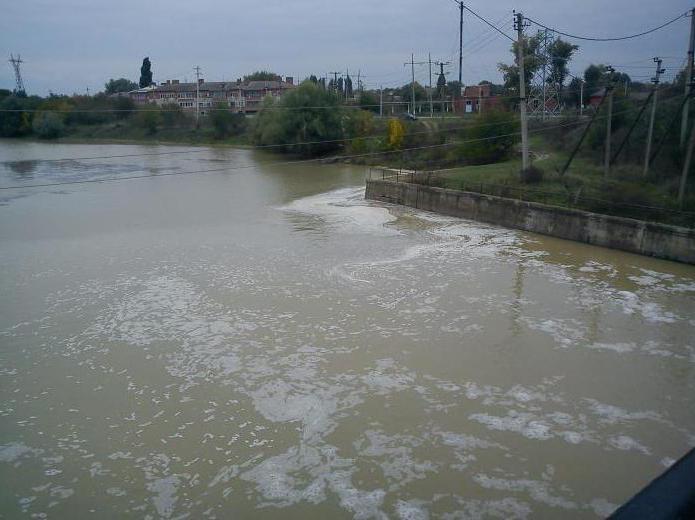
top-left (365, 178), bottom-right (695, 264)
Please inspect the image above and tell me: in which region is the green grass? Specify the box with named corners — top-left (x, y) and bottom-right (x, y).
top-left (434, 142), bottom-right (694, 228)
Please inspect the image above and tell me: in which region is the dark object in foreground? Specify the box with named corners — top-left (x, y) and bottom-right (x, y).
top-left (609, 448), bottom-right (695, 519)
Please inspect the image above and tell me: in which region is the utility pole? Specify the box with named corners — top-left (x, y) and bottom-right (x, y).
top-left (680, 115), bottom-right (695, 207)
top-left (682, 8), bottom-right (695, 147)
top-left (458, 1), bottom-right (463, 85)
top-left (604, 66), bottom-right (616, 177)
top-left (194, 65), bottom-right (202, 127)
top-left (644, 58), bottom-right (665, 177)
top-left (403, 54), bottom-right (419, 115)
top-left (580, 79), bottom-right (584, 116)
top-left (429, 53), bottom-right (434, 117)
top-left (380, 85), bottom-right (383, 117)
top-left (357, 69), bottom-right (361, 101)
top-left (541, 29), bottom-right (548, 122)
top-left (515, 12), bottom-right (530, 171)
top-left (411, 54), bottom-right (416, 115)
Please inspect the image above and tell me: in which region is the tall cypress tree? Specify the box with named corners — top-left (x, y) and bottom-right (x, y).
top-left (139, 57), bottom-right (153, 88)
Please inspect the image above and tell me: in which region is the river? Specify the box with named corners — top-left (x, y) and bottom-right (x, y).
top-left (0, 141), bottom-right (694, 519)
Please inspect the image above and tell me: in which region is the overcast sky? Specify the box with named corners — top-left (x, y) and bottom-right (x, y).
top-left (1, 0), bottom-right (692, 95)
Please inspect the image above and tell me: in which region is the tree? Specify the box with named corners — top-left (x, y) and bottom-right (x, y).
top-left (548, 38), bottom-right (579, 95)
top-left (446, 81), bottom-right (462, 99)
top-left (345, 76), bottom-right (353, 98)
top-left (498, 34), bottom-right (543, 92)
top-left (251, 81), bottom-right (344, 156)
top-left (0, 96), bottom-right (32, 137)
top-left (398, 82), bottom-right (428, 102)
top-left (244, 71), bottom-right (281, 82)
top-left (105, 78), bottom-right (138, 95)
top-left (359, 90), bottom-right (380, 113)
top-left (139, 57), bottom-right (153, 88)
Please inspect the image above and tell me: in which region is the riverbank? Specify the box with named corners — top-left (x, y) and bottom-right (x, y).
top-left (366, 178), bottom-right (695, 264)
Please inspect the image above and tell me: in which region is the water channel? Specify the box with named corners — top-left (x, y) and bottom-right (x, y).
top-left (0, 141), bottom-right (694, 518)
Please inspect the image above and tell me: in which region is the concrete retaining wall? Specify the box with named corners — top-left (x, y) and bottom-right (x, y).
top-left (365, 180), bottom-right (695, 264)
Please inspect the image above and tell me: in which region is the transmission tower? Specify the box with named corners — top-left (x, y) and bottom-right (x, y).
top-left (527, 29), bottom-right (561, 120)
top-left (8, 54), bottom-right (26, 94)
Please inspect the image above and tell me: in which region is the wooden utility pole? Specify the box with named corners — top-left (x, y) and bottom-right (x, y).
top-left (644, 58), bottom-right (665, 177)
top-left (580, 80), bottom-right (584, 116)
top-left (604, 66), bottom-right (616, 177)
top-left (681, 8), bottom-right (695, 147)
top-left (515, 12), bottom-right (530, 171)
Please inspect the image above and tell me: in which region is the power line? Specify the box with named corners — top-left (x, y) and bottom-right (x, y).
top-left (459, 4), bottom-right (515, 42)
top-left (525, 11), bottom-right (689, 42)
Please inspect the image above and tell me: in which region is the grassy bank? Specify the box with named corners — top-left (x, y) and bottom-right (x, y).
top-left (428, 143), bottom-right (694, 227)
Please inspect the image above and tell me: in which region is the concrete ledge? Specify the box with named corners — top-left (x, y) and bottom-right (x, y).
top-left (365, 180), bottom-right (695, 264)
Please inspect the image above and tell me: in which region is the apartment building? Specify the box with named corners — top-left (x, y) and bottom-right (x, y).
top-left (130, 77), bottom-right (295, 114)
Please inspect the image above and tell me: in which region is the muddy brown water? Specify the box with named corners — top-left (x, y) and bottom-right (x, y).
top-left (1, 141), bottom-right (694, 519)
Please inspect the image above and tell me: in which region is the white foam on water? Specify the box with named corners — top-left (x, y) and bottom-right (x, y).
top-left (281, 187), bottom-right (399, 235)
top-left (396, 499), bottom-right (430, 520)
top-left (0, 442), bottom-right (43, 463)
top-left (473, 474), bottom-right (577, 510)
top-left (147, 475), bottom-right (181, 519)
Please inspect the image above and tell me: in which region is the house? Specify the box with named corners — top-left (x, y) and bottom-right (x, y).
top-left (128, 76), bottom-right (296, 114)
top-left (588, 87), bottom-right (606, 108)
top-left (458, 84), bottom-right (502, 113)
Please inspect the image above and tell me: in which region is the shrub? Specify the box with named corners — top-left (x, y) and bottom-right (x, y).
top-left (387, 118), bottom-right (405, 150)
top-left (459, 109), bottom-right (519, 165)
top-left (521, 165), bottom-right (544, 184)
top-left (32, 112), bottom-right (65, 139)
top-left (209, 103), bottom-right (245, 139)
top-left (160, 103), bottom-right (191, 129)
top-left (134, 108), bottom-right (161, 134)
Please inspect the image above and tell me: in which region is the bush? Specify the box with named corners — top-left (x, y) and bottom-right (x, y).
top-left (160, 103), bottom-right (191, 129)
top-left (134, 108), bottom-right (161, 134)
top-left (251, 82), bottom-right (344, 156)
top-left (210, 103), bottom-right (245, 139)
top-left (521, 165), bottom-right (544, 184)
top-left (459, 109), bottom-right (519, 165)
top-left (387, 118), bottom-right (405, 150)
top-left (32, 112), bottom-right (65, 139)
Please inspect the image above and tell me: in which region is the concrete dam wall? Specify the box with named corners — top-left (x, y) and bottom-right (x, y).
top-left (365, 179), bottom-right (695, 264)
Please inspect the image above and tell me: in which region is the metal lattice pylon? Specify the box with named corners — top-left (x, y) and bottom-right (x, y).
top-left (9, 54), bottom-right (26, 94)
top-left (527, 30), bottom-right (561, 120)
